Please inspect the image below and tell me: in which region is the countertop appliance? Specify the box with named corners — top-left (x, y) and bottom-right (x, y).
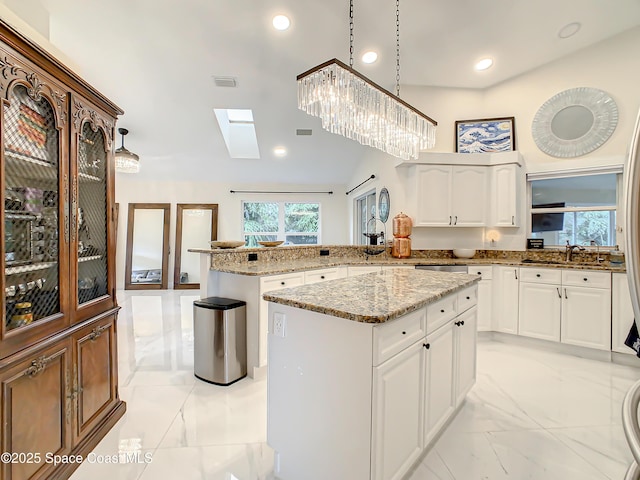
top-left (415, 265), bottom-right (468, 273)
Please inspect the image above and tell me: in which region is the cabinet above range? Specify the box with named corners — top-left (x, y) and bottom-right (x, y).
top-left (399, 151), bottom-right (525, 228)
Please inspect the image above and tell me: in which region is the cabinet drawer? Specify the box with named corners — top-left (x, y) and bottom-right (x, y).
top-left (426, 295), bottom-right (458, 334)
top-left (373, 308), bottom-right (426, 366)
top-left (261, 272), bottom-right (305, 292)
top-left (457, 285), bottom-right (478, 314)
top-left (468, 266), bottom-right (492, 279)
top-left (519, 267), bottom-right (561, 284)
top-left (562, 270), bottom-right (611, 289)
top-left (304, 267), bottom-right (344, 285)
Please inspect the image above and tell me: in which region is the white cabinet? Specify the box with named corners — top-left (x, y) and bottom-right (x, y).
top-left (491, 164), bottom-right (521, 227)
top-left (411, 165), bottom-right (487, 227)
top-left (561, 285), bottom-right (611, 351)
top-left (372, 341), bottom-right (425, 480)
top-left (494, 266), bottom-right (519, 334)
top-left (348, 265), bottom-right (382, 276)
top-left (612, 273), bottom-right (635, 355)
top-left (468, 266), bottom-right (492, 331)
top-left (454, 307), bottom-right (477, 405)
top-left (304, 266), bottom-right (347, 284)
top-left (518, 268), bottom-right (561, 342)
top-left (423, 321), bottom-right (455, 444)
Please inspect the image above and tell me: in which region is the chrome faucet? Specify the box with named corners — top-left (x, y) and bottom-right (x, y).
top-left (590, 240), bottom-right (604, 262)
top-left (565, 240), bottom-right (585, 262)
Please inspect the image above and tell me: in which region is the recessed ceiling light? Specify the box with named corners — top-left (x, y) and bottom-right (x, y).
top-left (272, 15), bottom-right (290, 31)
top-left (558, 22), bottom-right (581, 39)
top-left (362, 51), bottom-right (378, 64)
top-left (274, 146), bottom-right (287, 157)
top-left (474, 58), bottom-right (493, 71)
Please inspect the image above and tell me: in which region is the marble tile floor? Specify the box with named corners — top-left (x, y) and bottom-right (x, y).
top-left (69, 290), bottom-right (640, 480)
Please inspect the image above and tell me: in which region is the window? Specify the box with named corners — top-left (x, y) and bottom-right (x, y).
top-left (242, 202), bottom-right (320, 247)
top-left (354, 190), bottom-right (376, 245)
top-left (528, 171), bottom-right (620, 247)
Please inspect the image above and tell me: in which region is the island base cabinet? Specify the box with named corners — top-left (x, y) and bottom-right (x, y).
top-left (0, 341), bottom-right (71, 480)
top-left (424, 322), bottom-right (455, 445)
top-left (455, 307), bottom-right (477, 405)
top-left (372, 341), bottom-right (425, 480)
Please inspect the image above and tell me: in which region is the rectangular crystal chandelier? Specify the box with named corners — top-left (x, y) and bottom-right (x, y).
top-left (297, 58), bottom-right (437, 160)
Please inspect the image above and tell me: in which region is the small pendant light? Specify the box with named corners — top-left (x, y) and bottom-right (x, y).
top-left (114, 128), bottom-right (140, 173)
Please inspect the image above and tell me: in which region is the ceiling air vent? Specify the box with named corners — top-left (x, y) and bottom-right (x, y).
top-left (213, 76), bottom-right (238, 88)
top-left (296, 129), bottom-right (313, 136)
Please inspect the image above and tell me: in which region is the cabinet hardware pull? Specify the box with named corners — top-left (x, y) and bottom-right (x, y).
top-left (281, 282), bottom-right (285, 285)
top-left (556, 287), bottom-right (561, 298)
top-left (449, 216), bottom-right (452, 225)
top-left (63, 174), bottom-right (70, 243)
top-left (24, 354), bottom-right (54, 378)
top-left (583, 278), bottom-right (588, 282)
top-left (423, 343), bottom-right (430, 349)
top-left (454, 215), bottom-right (458, 225)
top-left (460, 320), bottom-right (465, 326)
top-left (89, 324), bottom-right (110, 341)
top-left (466, 296), bottom-right (470, 300)
top-left (402, 331), bottom-right (406, 335)
top-left (477, 272), bottom-right (481, 275)
top-left (514, 270), bottom-right (518, 280)
top-left (536, 274), bottom-right (541, 277)
top-left (564, 288), bottom-right (568, 299)
top-left (320, 276), bottom-right (325, 279)
top-left (512, 215), bottom-right (515, 225)
top-left (440, 309), bottom-right (445, 313)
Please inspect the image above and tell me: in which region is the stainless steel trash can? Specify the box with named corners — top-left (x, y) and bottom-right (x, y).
top-left (193, 297), bottom-right (247, 385)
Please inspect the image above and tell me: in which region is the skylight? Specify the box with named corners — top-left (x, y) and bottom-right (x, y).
top-left (214, 108), bottom-right (260, 159)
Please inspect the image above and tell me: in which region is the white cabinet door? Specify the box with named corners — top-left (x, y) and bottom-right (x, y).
top-left (455, 307), bottom-right (477, 405)
top-left (561, 286), bottom-right (611, 351)
top-left (414, 165), bottom-right (452, 226)
top-left (423, 321), bottom-right (455, 445)
top-left (492, 164), bottom-right (519, 227)
top-left (451, 166), bottom-right (487, 226)
top-left (495, 267), bottom-right (519, 334)
top-left (518, 282), bottom-right (561, 342)
top-left (612, 273), bottom-right (635, 354)
top-left (372, 340), bottom-right (425, 480)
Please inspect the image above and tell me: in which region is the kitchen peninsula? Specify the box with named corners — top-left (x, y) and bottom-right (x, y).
top-left (263, 268), bottom-right (479, 480)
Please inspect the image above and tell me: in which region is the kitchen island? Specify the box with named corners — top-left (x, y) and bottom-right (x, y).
top-left (264, 268), bottom-right (479, 480)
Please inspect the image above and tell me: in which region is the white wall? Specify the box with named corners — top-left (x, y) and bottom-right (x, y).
top-left (347, 27), bottom-right (640, 251)
top-left (115, 178), bottom-right (348, 289)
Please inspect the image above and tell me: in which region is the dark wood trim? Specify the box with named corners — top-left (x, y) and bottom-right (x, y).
top-left (173, 204), bottom-right (218, 290)
top-left (124, 203), bottom-right (171, 290)
top-left (297, 58), bottom-right (438, 126)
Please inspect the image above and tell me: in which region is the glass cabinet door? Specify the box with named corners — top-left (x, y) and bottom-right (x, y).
top-left (74, 121), bottom-right (109, 312)
top-left (2, 83), bottom-right (65, 338)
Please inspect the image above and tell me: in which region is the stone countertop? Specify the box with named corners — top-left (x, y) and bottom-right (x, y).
top-left (263, 269), bottom-right (479, 324)
top-left (207, 256), bottom-right (626, 275)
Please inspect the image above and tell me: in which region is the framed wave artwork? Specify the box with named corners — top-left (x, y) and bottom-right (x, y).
top-left (455, 117), bottom-right (515, 153)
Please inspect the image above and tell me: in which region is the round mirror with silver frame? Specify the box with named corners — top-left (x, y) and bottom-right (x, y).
top-left (378, 187), bottom-right (390, 223)
top-left (531, 87), bottom-right (618, 158)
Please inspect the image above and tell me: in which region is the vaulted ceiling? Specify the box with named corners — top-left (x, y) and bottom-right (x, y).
top-left (28, 0), bottom-right (640, 184)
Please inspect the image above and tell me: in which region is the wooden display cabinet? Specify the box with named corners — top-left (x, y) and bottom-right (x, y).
top-left (0, 19), bottom-right (125, 479)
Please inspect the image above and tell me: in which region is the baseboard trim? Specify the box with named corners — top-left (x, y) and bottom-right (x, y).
top-left (56, 400), bottom-right (127, 479)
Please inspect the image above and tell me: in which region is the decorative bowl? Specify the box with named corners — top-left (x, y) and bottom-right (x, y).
top-left (258, 241), bottom-right (284, 247)
top-left (210, 241), bottom-right (245, 249)
top-left (453, 248), bottom-right (476, 259)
